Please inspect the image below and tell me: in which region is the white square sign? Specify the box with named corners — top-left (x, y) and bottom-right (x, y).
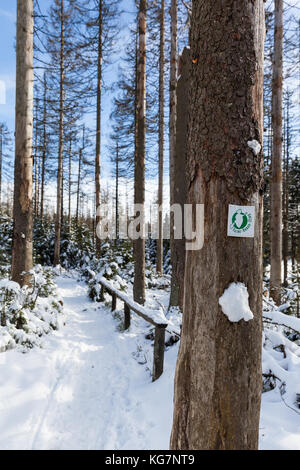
top-left (227, 205), bottom-right (255, 238)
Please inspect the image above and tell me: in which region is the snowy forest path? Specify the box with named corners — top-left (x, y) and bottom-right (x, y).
top-left (31, 274), bottom-right (147, 450)
top-left (0, 274), bottom-right (174, 450)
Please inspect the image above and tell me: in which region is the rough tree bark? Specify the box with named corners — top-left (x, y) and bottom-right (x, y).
top-left (157, 0), bottom-right (165, 275)
top-left (133, 0), bottom-right (146, 305)
top-left (11, 0), bottom-right (34, 286)
top-left (270, 0), bottom-right (283, 304)
top-left (95, 0), bottom-right (103, 258)
top-left (169, 0), bottom-right (178, 306)
top-left (54, 0), bottom-right (64, 266)
top-left (170, 0), bottom-right (265, 450)
top-left (169, 47), bottom-right (189, 311)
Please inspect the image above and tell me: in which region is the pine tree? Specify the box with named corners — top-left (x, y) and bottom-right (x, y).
top-left (81, 0), bottom-right (119, 257)
top-left (133, 0), bottom-right (147, 305)
top-left (11, 0), bottom-right (34, 286)
top-left (36, 0), bottom-right (89, 265)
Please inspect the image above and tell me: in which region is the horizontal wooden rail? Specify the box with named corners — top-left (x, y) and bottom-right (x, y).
top-left (98, 277), bottom-right (167, 381)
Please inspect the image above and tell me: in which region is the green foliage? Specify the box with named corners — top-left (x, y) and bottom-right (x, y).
top-left (281, 264), bottom-right (300, 317)
top-left (0, 216), bottom-right (12, 273)
top-left (87, 242), bottom-right (131, 302)
top-left (60, 222), bottom-right (95, 269)
top-left (264, 262), bottom-right (300, 317)
top-left (33, 219), bottom-right (55, 265)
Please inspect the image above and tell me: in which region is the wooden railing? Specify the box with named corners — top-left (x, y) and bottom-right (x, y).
top-left (98, 277), bottom-right (168, 382)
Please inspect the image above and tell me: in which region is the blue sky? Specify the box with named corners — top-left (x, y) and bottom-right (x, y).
top-left (0, 1), bottom-right (298, 218)
top-left (0, 0), bottom-right (136, 132)
top-left (0, 3), bottom-right (17, 132)
top-left (0, 0), bottom-right (138, 180)
top-left (0, 0), bottom-right (170, 213)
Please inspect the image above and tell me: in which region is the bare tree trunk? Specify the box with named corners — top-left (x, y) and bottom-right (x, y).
top-left (37, 149), bottom-right (41, 219)
top-left (133, 0), bottom-right (147, 305)
top-left (54, 0), bottom-right (64, 266)
top-left (283, 106), bottom-right (287, 286)
top-left (61, 157), bottom-right (64, 226)
top-left (33, 100), bottom-right (38, 218)
top-left (270, 0), bottom-right (283, 305)
top-left (169, 0), bottom-right (179, 305)
top-left (170, 0), bottom-right (265, 450)
top-left (283, 94), bottom-right (290, 287)
top-left (11, 0), bottom-right (34, 286)
top-left (68, 138), bottom-right (72, 231)
top-left (76, 126), bottom-right (85, 226)
top-left (40, 73), bottom-right (47, 222)
top-left (76, 151), bottom-right (82, 225)
top-left (157, 0), bottom-right (165, 275)
top-left (95, 0), bottom-right (103, 258)
top-left (0, 128), bottom-right (2, 210)
top-left (115, 142), bottom-right (119, 243)
top-left (169, 48), bottom-right (189, 311)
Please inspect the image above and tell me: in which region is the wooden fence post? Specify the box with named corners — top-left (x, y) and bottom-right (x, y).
top-left (112, 293), bottom-right (117, 311)
top-left (124, 303), bottom-right (131, 330)
top-left (153, 325), bottom-right (166, 381)
top-left (100, 285), bottom-right (105, 302)
top-left (99, 279), bottom-right (168, 381)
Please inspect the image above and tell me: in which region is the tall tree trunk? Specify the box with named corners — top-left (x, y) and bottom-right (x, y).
top-left (33, 100), bottom-right (38, 218)
top-left (157, 0), bottom-right (165, 274)
top-left (95, 0), bottom-right (103, 258)
top-left (0, 127), bottom-right (2, 210)
top-left (54, 0), bottom-right (64, 266)
top-left (76, 151), bottom-right (82, 225)
top-left (40, 73), bottom-right (47, 222)
top-left (170, 0), bottom-right (265, 450)
top-left (169, 47), bottom-right (189, 311)
top-left (115, 142), bottom-right (119, 243)
top-left (61, 157), bottom-right (64, 226)
top-left (133, 0), bottom-right (147, 305)
top-left (11, 0), bottom-right (34, 286)
top-left (283, 94), bottom-right (290, 287)
top-left (270, 0), bottom-right (283, 305)
top-left (37, 149), bottom-right (41, 219)
top-left (76, 126), bottom-right (84, 225)
top-left (68, 138), bottom-right (72, 231)
top-left (169, 0), bottom-right (179, 305)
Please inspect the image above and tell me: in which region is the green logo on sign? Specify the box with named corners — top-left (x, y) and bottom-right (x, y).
top-left (231, 209), bottom-right (252, 234)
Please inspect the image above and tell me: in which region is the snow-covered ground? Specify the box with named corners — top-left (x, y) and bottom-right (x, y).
top-left (260, 393), bottom-right (300, 450)
top-left (0, 274), bottom-right (177, 450)
top-left (0, 273), bottom-right (299, 450)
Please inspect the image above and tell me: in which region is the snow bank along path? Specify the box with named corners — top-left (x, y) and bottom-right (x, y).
top-left (1, 274), bottom-right (300, 450)
top-left (0, 275), bottom-right (177, 450)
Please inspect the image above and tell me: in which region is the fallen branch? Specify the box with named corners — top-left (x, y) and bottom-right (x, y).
top-left (263, 318), bottom-right (300, 336)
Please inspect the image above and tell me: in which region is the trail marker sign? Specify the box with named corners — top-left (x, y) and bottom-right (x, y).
top-left (227, 205), bottom-right (255, 238)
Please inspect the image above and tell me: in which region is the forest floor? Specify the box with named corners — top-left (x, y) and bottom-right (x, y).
top-left (0, 273), bottom-right (177, 450)
top-left (0, 273), bottom-right (299, 450)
